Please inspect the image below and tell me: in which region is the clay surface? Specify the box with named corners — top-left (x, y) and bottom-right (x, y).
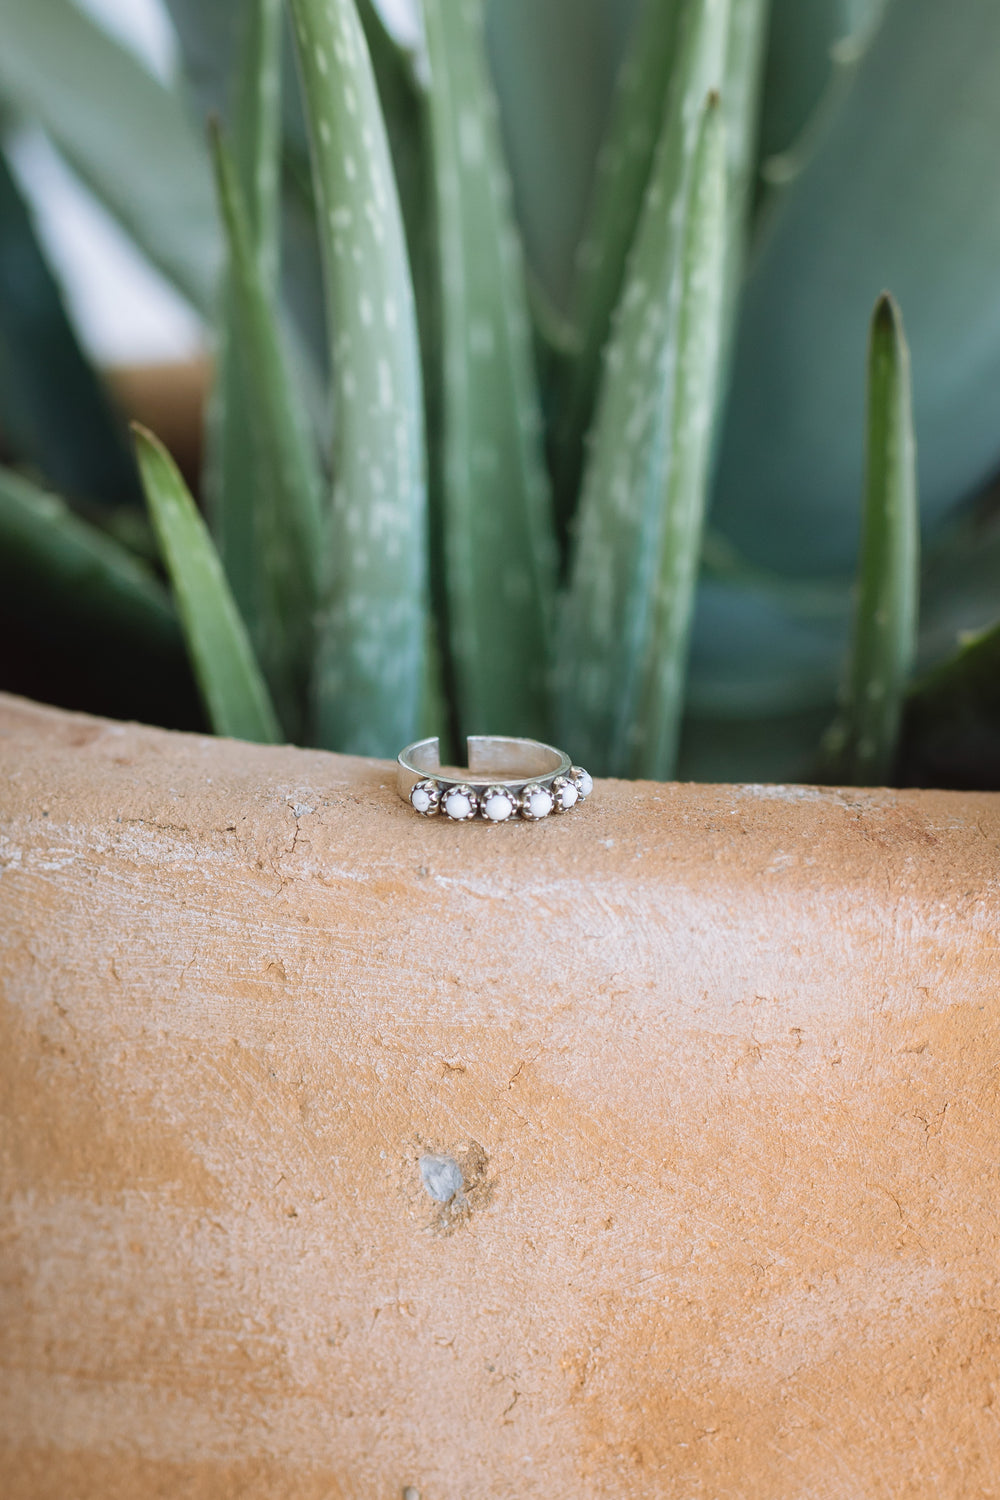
top-left (2, 693), bottom-right (1000, 1498)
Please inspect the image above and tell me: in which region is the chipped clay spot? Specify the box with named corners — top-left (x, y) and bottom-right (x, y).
top-left (420, 1153), bottom-right (463, 1203)
top-left (418, 1142), bottom-right (493, 1234)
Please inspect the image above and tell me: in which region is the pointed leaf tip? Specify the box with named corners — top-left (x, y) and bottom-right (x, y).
top-left (873, 289), bottom-right (899, 326)
top-left (133, 421), bottom-right (282, 745)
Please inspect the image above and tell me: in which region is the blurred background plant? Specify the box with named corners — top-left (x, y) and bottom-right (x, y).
top-left (2, 0), bottom-right (1000, 786)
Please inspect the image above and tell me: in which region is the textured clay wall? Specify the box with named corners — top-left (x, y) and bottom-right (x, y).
top-left (2, 693), bottom-right (1000, 1498)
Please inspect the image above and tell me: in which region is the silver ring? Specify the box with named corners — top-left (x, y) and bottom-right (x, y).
top-left (397, 736), bottom-right (593, 822)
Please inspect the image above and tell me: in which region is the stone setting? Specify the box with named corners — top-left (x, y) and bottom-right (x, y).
top-left (410, 778), bottom-right (441, 816)
top-left (402, 755), bottom-right (592, 824)
top-left (520, 783), bottom-right (554, 821)
top-left (442, 783), bottom-right (479, 821)
top-left (569, 766), bottom-right (593, 799)
top-left (550, 775), bottom-right (579, 812)
top-left (481, 786), bottom-right (518, 822)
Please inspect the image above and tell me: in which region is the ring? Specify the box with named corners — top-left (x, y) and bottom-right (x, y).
top-left (397, 736), bottom-right (593, 822)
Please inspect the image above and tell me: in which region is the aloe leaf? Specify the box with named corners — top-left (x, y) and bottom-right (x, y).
top-left (421, 0), bottom-right (556, 739)
top-left (900, 622), bottom-right (1000, 792)
top-left (917, 502), bottom-right (1000, 672)
top-left (0, 463), bottom-right (176, 645)
top-left (288, 0), bottom-right (427, 756)
top-left (558, 0), bottom-right (730, 775)
top-left (0, 143), bottom-right (140, 510)
top-left (134, 424), bottom-right (281, 743)
top-left (161, 0), bottom-right (242, 120)
top-left (711, 0), bottom-right (1000, 578)
top-left (209, 122), bottom-right (322, 741)
top-left (0, 462), bottom-right (204, 724)
top-left (553, 0), bottom-right (685, 513)
top-left (355, 0), bottom-right (431, 320)
top-left (230, 0), bottom-right (284, 285)
top-left (555, 0), bottom-right (768, 524)
top-left (755, 1), bottom-right (887, 222)
top-left (720, 0), bottom-right (770, 252)
top-left (203, 0), bottom-right (281, 634)
top-left (0, 0), bottom-right (219, 313)
top-left (630, 94), bottom-right (728, 780)
top-left (202, 0), bottom-right (323, 743)
top-left (679, 288), bottom-right (916, 783)
top-left (822, 293), bottom-right (918, 786)
top-left (357, 0), bottom-right (425, 118)
top-left (483, 0), bottom-right (639, 314)
top-left (755, 0), bottom-right (866, 170)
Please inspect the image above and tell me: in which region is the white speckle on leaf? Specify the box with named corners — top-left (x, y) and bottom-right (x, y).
top-left (468, 318), bottom-right (495, 358)
top-left (378, 359), bottom-right (394, 409)
top-left (458, 108), bottom-right (485, 166)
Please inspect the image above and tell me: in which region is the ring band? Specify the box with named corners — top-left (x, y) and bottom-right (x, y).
top-left (397, 736), bottom-right (593, 822)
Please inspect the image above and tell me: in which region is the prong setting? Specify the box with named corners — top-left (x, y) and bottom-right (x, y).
top-left (550, 775), bottom-right (579, 812)
top-left (569, 766), bottom-right (593, 799)
top-left (520, 783), bottom-right (554, 821)
top-left (441, 783), bottom-right (479, 821)
top-left (481, 786), bottom-right (519, 822)
top-left (410, 778), bottom-right (441, 815)
top-left (397, 739), bottom-right (591, 823)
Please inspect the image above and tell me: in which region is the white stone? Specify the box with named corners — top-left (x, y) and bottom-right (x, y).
top-left (556, 783), bottom-right (579, 810)
top-left (525, 789), bottom-right (553, 820)
top-left (444, 791), bottom-right (472, 820)
top-left (411, 787), bottom-right (432, 813)
top-left (483, 793), bottom-right (514, 822)
top-left (572, 768), bottom-right (593, 798)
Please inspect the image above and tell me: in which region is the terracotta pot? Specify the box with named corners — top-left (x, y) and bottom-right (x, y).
top-left (2, 691), bottom-right (999, 1498)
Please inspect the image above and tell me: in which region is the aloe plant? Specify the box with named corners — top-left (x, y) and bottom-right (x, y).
top-left (1, 0), bottom-right (1000, 788)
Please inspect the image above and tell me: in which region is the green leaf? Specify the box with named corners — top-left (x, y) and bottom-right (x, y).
top-left (201, 0), bottom-right (323, 743)
top-left (204, 0), bottom-right (279, 676)
top-left (553, 0), bottom-right (686, 514)
top-left (288, 0), bottom-right (427, 756)
top-left (558, 0), bottom-right (730, 775)
top-left (209, 120), bottom-right (323, 742)
top-left (483, 0), bottom-right (640, 314)
top-left (711, 0), bottom-right (1000, 578)
top-left (917, 500), bottom-right (1000, 673)
top-left (754, 0), bottom-right (871, 170)
top-left (823, 293), bottom-right (918, 785)
top-left (554, 0), bottom-right (769, 526)
top-left (422, 0), bottom-right (556, 740)
top-left (0, 0), bottom-right (219, 312)
top-left (720, 0), bottom-right (771, 262)
top-left (900, 621), bottom-right (1000, 791)
top-left (230, 0), bottom-right (284, 285)
top-left (0, 143), bottom-right (140, 509)
top-left (0, 462), bottom-right (200, 725)
top-left (354, 0), bottom-right (432, 352)
top-left (630, 93), bottom-right (729, 780)
top-left (133, 423), bottom-right (281, 743)
top-left (161, 0), bottom-right (243, 125)
top-left (0, 462), bottom-right (176, 645)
